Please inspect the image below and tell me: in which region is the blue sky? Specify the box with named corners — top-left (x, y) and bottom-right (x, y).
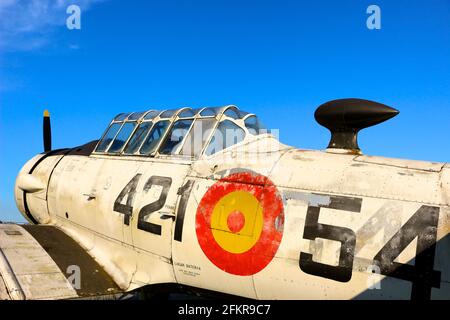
top-left (1, 0), bottom-right (449, 222)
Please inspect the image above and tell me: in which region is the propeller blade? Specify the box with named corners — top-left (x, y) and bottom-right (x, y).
top-left (43, 110), bottom-right (52, 152)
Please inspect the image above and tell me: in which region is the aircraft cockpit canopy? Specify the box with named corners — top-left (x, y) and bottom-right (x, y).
top-left (94, 106), bottom-right (269, 158)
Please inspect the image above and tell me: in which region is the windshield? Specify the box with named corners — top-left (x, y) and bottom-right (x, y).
top-left (159, 119), bottom-right (194, 155)
top-left (140, 120), bottom-right (170, 155)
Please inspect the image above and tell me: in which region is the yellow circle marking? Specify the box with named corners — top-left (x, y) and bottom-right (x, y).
top-left (210, 191), bottom-right (264, 254)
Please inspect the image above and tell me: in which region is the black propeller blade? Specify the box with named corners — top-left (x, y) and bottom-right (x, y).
top-left (43, 110), bottom-right (52, 152)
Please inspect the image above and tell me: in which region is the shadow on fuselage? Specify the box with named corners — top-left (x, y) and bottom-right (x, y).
top-left (353, 233), bottom-right (450, 300)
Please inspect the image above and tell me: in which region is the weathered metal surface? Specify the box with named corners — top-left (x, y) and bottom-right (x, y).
top-left (9, 106), bottom-right (450, 300)
top-left (354, 155), bottom-right (445, 172)
top-left (270, 149), bottom-right (445, 205)
top-left (0, 224), bottom-right (77, 300)
top-left (0, 273), bottom-right (10, 300)
top-left (22, 225), bottom-right (121, 298)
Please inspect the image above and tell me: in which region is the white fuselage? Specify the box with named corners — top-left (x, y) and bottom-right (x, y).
top-left (14, 135), bottom-right (450, 299)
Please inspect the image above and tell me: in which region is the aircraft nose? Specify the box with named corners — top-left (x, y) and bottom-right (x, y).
top-left (14, 152), bottom-right (62, 225)
top-left (16, 173), bottom-right (45, 193)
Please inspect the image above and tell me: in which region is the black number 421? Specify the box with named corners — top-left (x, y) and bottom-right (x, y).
top-left (113, 173), bottom-right (194, 242)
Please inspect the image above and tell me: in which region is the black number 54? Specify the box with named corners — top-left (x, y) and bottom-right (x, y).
top-left (299, 195), bottom-right (362, 282)
top-left (299, 193), bottom-right (441, 300)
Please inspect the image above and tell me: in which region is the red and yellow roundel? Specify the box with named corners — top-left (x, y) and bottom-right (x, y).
top-left (196, 172), bottom-right (284, 276)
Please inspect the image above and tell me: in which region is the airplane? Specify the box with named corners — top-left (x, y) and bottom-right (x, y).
top-left (1, 98), bottom-right (449, 300)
